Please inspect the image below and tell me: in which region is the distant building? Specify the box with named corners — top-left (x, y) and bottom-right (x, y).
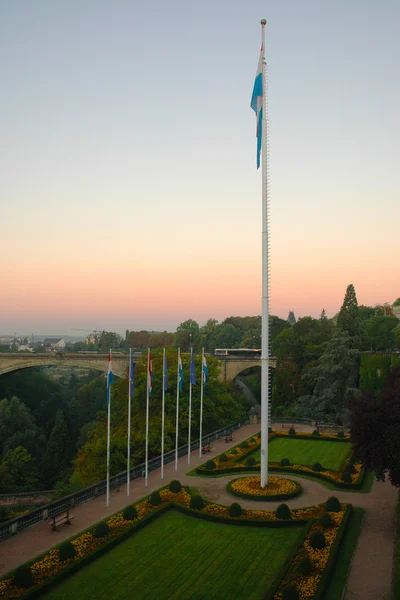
top-left (86, 334), bottom-right (99, 345)
top-left (287, 311), bottom-right (296, 326)
top-left (43, 338), bottom-right (66, 351)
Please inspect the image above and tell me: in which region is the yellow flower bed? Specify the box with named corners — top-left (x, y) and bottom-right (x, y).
top-left (230, 476), bottom-right (299, 497)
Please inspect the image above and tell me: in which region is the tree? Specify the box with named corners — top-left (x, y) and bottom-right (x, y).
top-left (43, 410), bottom-right (71, 486)
top-left (0, 446), bottom-right (39, 492)
top-left (350, 366), bottom-right (400, 486)
top-left (363, 316), bottom-right (398, 351)
top-left (0, 396), bottom-right (44, 461)
top-left (99, 331), bottom-right (123, 351)
top-left (337, 284), bottom-right (361, 342)
top-left (174, 319), bottom-right (200, 351)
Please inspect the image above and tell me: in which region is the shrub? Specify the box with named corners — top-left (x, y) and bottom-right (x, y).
top-left (268, 427), bottom-right (273, 433)
top-left (228, 502), bottom-right (242, 517)
top-left (230, 448), bottom-right (238, 455)
top-left (150, 491), bottom-right (162, 506)
top-left (298, 556), bottom-right (313, 575)
top-left (342, 472), bottom-right (352, 483)
top-left (310, 530), bottom-right (326, 549)
top-left (0, 506), bottom-right (9, 522)
top-left (189, 495), bottom-right (204, 510)
top-left (280, 457), bottom-right (290, 467)
top-left (205, 460), bottom-right (216, 470)
top-left (312, 429), bottom-right (320, 436)
top-left (288, 427), bottom-right (296, 435)
top-left (59, 541), bottom-right (77, 561)
top-left (239, 441), bottom-right (249, 449)
top-left (246, 457), bottom-right (256, 467)
top-left (345, 463), bottom-right (356, 474)
top-left (282, 584), bottom-right (299, 600)
top-left (276, 503), bottom-right (291, 520)
top-left (319, 512), bottom-right (333, 528)
top-left (14, 565), bottom-right (34, 589)
top-left (326, 496), bottom-right (341, 512)
top-left (312, 462), bottom-right (323, 472)
top-left (122, 504), bottom-right (138, 520)
top-left (93, 521), bottom-right (110, 538)
top-left (249, 437), bottom-right (256, 443)
top-left (219, 453), bottom-right (229, 463)
top-left (337, 430), bottom-right (345, 438)
top-left (169, 480), bottom-right (182, 493)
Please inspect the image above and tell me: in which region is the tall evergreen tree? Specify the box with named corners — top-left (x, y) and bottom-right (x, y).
top-left (337, 284), bottom-right (361, 342)
top-left (43, 410), bottom-right (70, 487)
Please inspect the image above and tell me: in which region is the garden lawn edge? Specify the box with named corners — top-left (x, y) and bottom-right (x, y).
top-left (227, 478), bottom-right (303, 502)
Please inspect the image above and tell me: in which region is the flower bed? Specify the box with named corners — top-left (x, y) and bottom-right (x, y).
top-left (228, 476), bottom-right (302, 501)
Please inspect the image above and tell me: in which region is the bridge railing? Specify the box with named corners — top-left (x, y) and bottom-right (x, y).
top-left (0, 419), bottom-right (249, 542)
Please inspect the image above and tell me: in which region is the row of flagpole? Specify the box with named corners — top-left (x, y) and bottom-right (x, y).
top-left (106, 347), bottom-right (208, 505)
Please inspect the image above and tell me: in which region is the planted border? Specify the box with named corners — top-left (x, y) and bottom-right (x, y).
top-left (227, 476), bottom-right (302, 502)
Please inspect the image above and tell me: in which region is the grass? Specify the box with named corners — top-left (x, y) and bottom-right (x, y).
top-left (249, 438), bottom-right (352, 471)
top-left (43, 509), bottom-right (304, 600)
top-left (323, 507), bottom-right (365, 600)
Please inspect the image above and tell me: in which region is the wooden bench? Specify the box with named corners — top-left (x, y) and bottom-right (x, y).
top-left (225, 432), bottom-right (233, 443)
top-left (202, 443), bottom-right (212, 453)
top-left (50, 508), bottom-right (74, 532)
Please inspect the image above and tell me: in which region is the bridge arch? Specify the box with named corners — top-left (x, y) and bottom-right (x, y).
top-left (0, 354), bottom-right (129, 379)
top-left (217, 356), bottom-right (276, 383)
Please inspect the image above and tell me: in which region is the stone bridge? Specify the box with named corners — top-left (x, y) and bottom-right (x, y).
top-left (217, 356), bottom-right (277, 383)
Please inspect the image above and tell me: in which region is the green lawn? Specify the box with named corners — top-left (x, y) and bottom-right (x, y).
top-left (44, 510), bottom-right (304, 600)
top-left (250, 438), bottom-right (352, 471)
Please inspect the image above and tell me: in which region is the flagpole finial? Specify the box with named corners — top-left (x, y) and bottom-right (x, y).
top-left (261, 19), bottom-right (267, 26)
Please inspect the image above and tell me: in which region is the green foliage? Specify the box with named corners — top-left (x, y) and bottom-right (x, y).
top-left (43, 410), bottom-right (70, 487)
top-left (239, 441), bottom-right (249, 448)
top-left (298, 555), bottom-right (313, 575)
top-left (341, 471), bottom-right (352, 483)
top-left (280, 457), bottom-right (291, 466)
top-left (205, 460), bottom-right (216, 470)
top-left (288, 427), bottom-right (296, 435)
top-left (0, 396), bottom-right (44, 462)
top-left (230, 448), bottom-right (238, 455)
top-left (189, 495), bottom-right (205, 510)
top-left (150, 491), bottom-right (162, 506)
top-left (122, 505), bottom-right (137, 520)
top-left (312, 462), bottom-right (323, 472)
top-left (326, 496), bottom-right (341, 512)
top-left (228, 502), bottom-right (242, 517)
top-left (168, 480), bottom-right (182, 493)
top-left (337, 431), bottom-right (345, 439)
top-left (310, 530), bottom-right (326, 549)
top-left (282, 584), bottom-right (299, 600)
top-left (59, 541), bottom-right (77, 561)
top-left (0, 506), bottom-right (9, 522)
top-left (219, 453), bottom-right (229, 463)
top-left (319, 512), bottom-right (333, 528)
top-left (268, 427), bottom-right (273, 433)
top-left (14, 564), bottom-right (34, 589)
top-left (337, 284), bottom-right (361, 341)
top-left (276, 503), bottom-right (291, 520)
top-left (312, 429), bottom-right (320, 436)
top-left (363, 316), bottom-right (398, 351)
top-left (1, 446), bottom-right (39, 492)
top-left (345, 463), bottom-right (356, 474)
top-left (246, 456), bottom-right (256, 467)
top-left (93, 521), bottom-right (110, 538)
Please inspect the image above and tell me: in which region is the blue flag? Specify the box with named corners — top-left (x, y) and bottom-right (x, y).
top-left (163, 352), bottom-right (168, 392)
top-left (190, 348), bottom-right (196, 386)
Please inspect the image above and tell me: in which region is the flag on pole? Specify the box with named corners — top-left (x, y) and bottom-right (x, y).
top-left (147, 350), bottom-right (153, 395)
top-left (107, 351), bottom-right (113, 402)
top-left (202, 351), bottom-right (208, 385)
top-left (178, 349), bottom-right (183, 391)
top-left (250, 40), bottom-right (263, 169)
top-left (163, 352), bottom-right (168, 392)
top-left (190, 349), bottom-right (196, 386)
top-left (129, 353), bottom-right (135, 396)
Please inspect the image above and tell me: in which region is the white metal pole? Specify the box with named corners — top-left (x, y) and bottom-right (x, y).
top-left (175, 348), bottom-right (180, 471)
top-left (161, 347), bottom-right (166, 479)
top-left (188, 347), bottom-right (192, 465)
top-left (145, 348), bottom-right (150, 487)
top-left (260, 18), bottom-right (270, 488)
top-left (199, 347), bottom-right (204, 457)
top-left (127, 348), bottom-right (132, 496)
top-left (106, 348), bottom-right (111, 507)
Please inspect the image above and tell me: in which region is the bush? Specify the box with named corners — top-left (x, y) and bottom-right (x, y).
top-left (268, 427), bottom-right (273, 433)
top-left (14, 565), bottom-right (34, 589)
top-left (319, 512), bottom-right (333, 528)
top-left (282, 584), bottom-right (299, 600)
top-left (219, 453), bottom-right (229, 463)
top-left (289, 427), bottom-right (296, 435)
top-left (276, 503), bottom-right (291, 520)
top-left (337, 431), bottom-right (345, 438)
top-left (189, 495), bottom-right (205, 510)
top-left (169, 480), bottom-right (182, 493)
top-left (205, 460), bottom-right (216, 470)
top-left (326, 496), bottom-right (341, 512)
top-left (228, 502), bottom-right (242, 517)
top-left (150, 491), bottom-right (162, 506)
top-left (0, 506), bottom-right (8, 522)
top-left (249, 437), bottom-right (256, 443)
top-left (310, 530), bottom-right (326, 549)
top-left (298, 556), bottom-right (313, 575)
top-left (312, 462), bottom-right (323, 472)
top-left (230, 448), bottom-right (238, 455)
top-left (280, 457), bottom-right (291, 467)
top-left (312, 429), bottom-right (320, 436)
top-left (59, 541), bottom-right (77, 561)
top-left (345, 463), bottom-right (356, 474)
top-left (246, 457), bottom-right (256, 467)
top-left (239, 441), bottom-right (249, 449)
top-left (342, 471), bottom-right (352, 483)
top-left (122, 504), bottom-right (138, 520)
top-left (93, 521), bottom-right (110, 538)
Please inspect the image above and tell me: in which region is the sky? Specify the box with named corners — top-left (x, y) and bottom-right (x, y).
top-left (1, 0), bottom-right (399, 336)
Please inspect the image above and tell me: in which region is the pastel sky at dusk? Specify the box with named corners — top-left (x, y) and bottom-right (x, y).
top-left (1, 0), bottom-right (399, 335)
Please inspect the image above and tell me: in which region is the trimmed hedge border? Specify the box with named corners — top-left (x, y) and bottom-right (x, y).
top-left (226, 477), bottom-right (303, 502)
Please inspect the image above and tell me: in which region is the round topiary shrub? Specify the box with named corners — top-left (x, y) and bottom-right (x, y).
top-left (345, 463), bottom-right (356, 474)
top-left (268, 427), bottom-right (273, 433)
top-left (312, 462), bottom-right (323, 472)
top-left (93, 521), bottom-right (110, 538)
top-left (276, 503), bottom-right (291, 520)
top-left (122, 504), bottom-right (138, 520)
top-left (219, 453), bottom-right (229, 463)
top-left (280, 457), bottom-right (291, 467)
top-left (342, 471), bottom-right (352, 483)
top-left (230, 448), bottom-right (238, 455)
top-left (298, 556), bottom-right (313, 576)
top-left (14, 565), bottom-right (34, 589)
top-left (249, 437), bottom-right (256, 444)
top-left (239, 441), bottom-right (249, 449)
top-left (310, 530), bottom-right (326, 549)
top-left (312, 429), bottom-right (320, 436)
top-left (337, 431), bottom-right (345, 439)
top-left (246, 457), bottom-right (256, 467)
top-left (169, 479), bottom-right (182, 493)
top-left (59, 541), bottom-right (77, 561)
top-left (289, 427), bottom-right (296, 435)
top-left (205, 460), bottom-right (216, 470)
top-left (228, 502), bottom-right (242, 517)
top-left (150, 491), bottom-right (162, 506)
top-left (282, 584), bottom-right (299, 600)
top-left (189, 495), bottom-right (205, 511)
top-left (319, 512), bottom-right (333, 528)
top-left (326, 496), bottom-right (341, 512)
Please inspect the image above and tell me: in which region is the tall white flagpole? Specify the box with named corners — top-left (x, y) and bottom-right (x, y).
top-left (127, 347), bottom-right (132, 496)
top-left (260, 18), bottom-right (270, 488)
top-left (188, 347), bottom-right (193, 465)
top-left (145, 347), bottom-right (150, 487)
top-left (175, 348), bottom-right (180, 471)
top-left (161, 347), bottom-right (166, 479)
top-left (199, 347), bottom-right (204, 457)
top-left (106, 348), bottom-right (111, 507)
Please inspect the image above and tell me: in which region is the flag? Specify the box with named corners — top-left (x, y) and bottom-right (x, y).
top-left (190, 349), bottom-right (196, 386)
top-left (163, 352), bottom-right (168, 392)
top-left (202, 351), bottom-right (208, 386)
top-left (129, 353), bottom-right (135, 396)
top-left (250, 41), bottom-right (263, 169)
top-left (148, 350), bottom-right (153, 395)
top-left (107, 351), bottom-right (112, 403)
top-left (178, 349), bottom-right (183, 392)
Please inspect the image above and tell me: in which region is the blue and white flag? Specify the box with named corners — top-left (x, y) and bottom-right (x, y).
top-left (250, 42), bottom-right (263, 169)
top-left (178, 349), bottom-right (183, 392)
top-left (129, 352), bottom-right (135, 397)
top-left (190, 348), bottom-right (196, 386)
top-left (202, 351), bottom-right (208, 386)
top-left (163, 352), bottom-right (168, 392)
top-left (107, 350), bottom-right (113, 403)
